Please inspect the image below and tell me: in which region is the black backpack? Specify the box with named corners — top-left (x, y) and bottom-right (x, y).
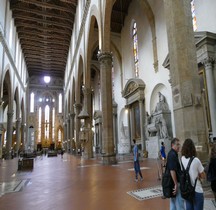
top-left (180, 157), bottom-right (197, 201)
top-left (162, 164), bottom-right (175, 198)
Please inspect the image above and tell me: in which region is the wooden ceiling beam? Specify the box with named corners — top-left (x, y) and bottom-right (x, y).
top-left (11, 7), bottom-right (73, 22)
top-left (20, 39), bottom-right (69, 47)
top-left (14, 0), bottom-right (76, 14)
top-left (16, 24), bottom-right (71, 35)
top-left (22, 48), bottom-right (68, 55)
top-left (20, 43), bottom-right (69, 51)
top-left (18, 34), bottom-right (70, 42)
top-left (28, 70), bottom-right (64, 78)
top-left (18, 29), bottom-right (71, 39)
top-left (14, 15), bottom-right (72, 30)
top-left (25, 55), bottom-right (66, 65)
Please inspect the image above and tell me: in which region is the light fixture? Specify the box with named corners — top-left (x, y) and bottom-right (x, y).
top-left (44, 76), bottom-right (50, 84)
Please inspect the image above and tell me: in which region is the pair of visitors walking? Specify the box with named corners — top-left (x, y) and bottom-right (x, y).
top-left (166, 138), bottom-right (205, 210)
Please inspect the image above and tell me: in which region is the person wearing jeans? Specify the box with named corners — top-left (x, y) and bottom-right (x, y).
top-left (133, 139), bottom-right (143, 182)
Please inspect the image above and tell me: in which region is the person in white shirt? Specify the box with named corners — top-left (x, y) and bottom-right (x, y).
top-left (181, 138), bottom-right (205, 210)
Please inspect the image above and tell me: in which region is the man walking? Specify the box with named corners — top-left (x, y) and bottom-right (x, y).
top-left (133, 139), bottom-right (143, 182)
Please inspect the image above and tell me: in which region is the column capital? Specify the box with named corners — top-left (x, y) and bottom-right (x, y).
top-left (82, 86), bottom-right (92, 96)
top-left (202, 57), bottom-right (215, 68)
top-left (97, 51), bottom-right (112, 62)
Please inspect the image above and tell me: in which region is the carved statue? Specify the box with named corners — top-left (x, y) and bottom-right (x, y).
top-left (158, 116), bottom-right (169, 139)
top-left (155, 92), bottom-right (169, 112)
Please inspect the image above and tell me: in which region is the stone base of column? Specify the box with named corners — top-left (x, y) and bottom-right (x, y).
top-left (102, 153), bottom-right (117, 165)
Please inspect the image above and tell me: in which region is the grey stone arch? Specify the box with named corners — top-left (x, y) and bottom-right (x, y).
top-left (14, 87), bottom-right (21, 153)
top-left (74, 55), bottom-right (84, 149)
top-left (20, 97), bottom-right (25, 151)
top-left (122, 78), bottom-right (146, 152)
top-left (2, 69), bottom-right (14, 158)
top-left (118, 107), bottom-right (131, 154)
top-left (91, 63), bottom-right (101, 153)
top-left (70, 77), bottom-right (76, 150)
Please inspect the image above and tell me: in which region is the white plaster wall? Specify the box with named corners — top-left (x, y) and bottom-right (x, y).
top-left (195, 0), bottom-right (216, 33)
top-left (121, 1), bottom-right (172, 111)
top-left (0, 0), bottom-right (6, 30)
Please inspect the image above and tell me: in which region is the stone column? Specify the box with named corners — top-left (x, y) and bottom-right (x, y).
top-left (74, 103), bottom-right (82, 151)
top-left (63, 121), bottom-right (67, 151)
top-left (6, 111), bottom-right (14, 158)
top-left (15, 118), bottom-right (21, 155)
top-left (0, 123), bottom-right (3, 158)
top-left (69, 113), bottom-right (75, 152)
top-left (163, 0), bottom-right (208, 160)
top-left (203, 57), bottom-right (216, 138)
top-left (21, 123), bottom-right (25, 151)
top-left (139, 99), bottom-right (145, 151)
top-left (113, 101), bottom-right (118, 153)
top-left (127, 106), bottom-right (132, 150)
top-left (67, 117), bottom-right (70, 152)
top-left (98, 52), bottom-right (117, 164)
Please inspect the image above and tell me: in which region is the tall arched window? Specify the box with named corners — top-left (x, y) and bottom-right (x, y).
top-left (132, 22), bottom-right (139, 78)
top-left (59, 93), bottom-right (62, 113)
top-left (191, 0), bottom-right (197, 31)
top-left (30, 92), bottom-right (34, 113)
top-left (9, 20), bottom-right (13, 48)
top-left (45, 105), bottom-right (50, 139)
top-left (38, 107), bottom-right (42, 142)
top-left (58, 129), bottom-right (62, 142)
top-left (52, 108), bottom-right (55, 141)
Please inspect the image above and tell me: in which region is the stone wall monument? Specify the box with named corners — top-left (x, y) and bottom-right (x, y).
top-left (146, 92), bottom-right (172, 158)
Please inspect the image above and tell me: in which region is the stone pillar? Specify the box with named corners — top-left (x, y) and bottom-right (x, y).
top-left (63, 121), bottom-right (67, 150)
top-left (67, 117), bottom-right (70, 152)
top-left (69, 113), bottom-right (75, 152)
top-left (6, 111), bottom-right (14, 158)
top-left (127, 106), bottom-right (132, 150)
top-left (203, 57), bottom-right (216, 138)
top-left (74, 103), bottom-right (82, 151)
top-left (15, 118), bottom-right (21, 155)
top-left (98, 52), bottom-right (117, 164)
top-left (21, 123), bottom-right (25, 151)
top-left (113, 101), bottom-right (118, 153)
top-left (163, 0), bottom-right (208, 160)
top-left (0, 123), bottom-right (3, 158)
top-left (139, 99), bottom-right (146, 152)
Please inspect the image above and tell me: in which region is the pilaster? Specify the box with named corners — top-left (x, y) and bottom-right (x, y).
top-left (163, 0), bottom-right (208, 160)
top-left (202, 57), bottom-right (216, 138)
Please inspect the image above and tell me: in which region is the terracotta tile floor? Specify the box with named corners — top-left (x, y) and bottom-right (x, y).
top-left (0, 154), bottom-right (214, 210)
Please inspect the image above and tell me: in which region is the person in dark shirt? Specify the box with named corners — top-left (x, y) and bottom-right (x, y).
top-left (209, 143), bottom-right (216, 201)
top-left (167, 138), bottom-right (185, 210)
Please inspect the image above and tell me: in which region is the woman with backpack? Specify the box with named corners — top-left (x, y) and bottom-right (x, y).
top-left (181, 138), bottom-right (205, 210)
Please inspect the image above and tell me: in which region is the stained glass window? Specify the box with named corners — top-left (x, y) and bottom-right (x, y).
top-left (191, 0), bottom-right (197, 31)
top-left (58, 129), bottom-right (62, 142)
top-left (30, 92), bottom-right (34, 113)
top-left (52, 108), bottom-right (55, 141)
top-left (38, 107), bottom-right (42, 142)
top-left (59, 93), bottom-right (62, 113)
top-left (132, 22), bottom-right (139, 77)
top-left (45, 105), bottom-right (50, 139)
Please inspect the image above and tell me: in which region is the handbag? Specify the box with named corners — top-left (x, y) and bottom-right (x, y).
top-left (162, 165), bottom-right (175, 198)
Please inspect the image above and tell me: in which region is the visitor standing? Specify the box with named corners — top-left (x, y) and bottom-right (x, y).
top-left (181, 138), bottom-right (205, 210)
top-left (167, 138), bottom-right (185, 210)
top-left (133, 139), bottom-right (143, 182)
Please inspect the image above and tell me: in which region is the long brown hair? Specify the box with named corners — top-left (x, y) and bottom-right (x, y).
top-left (181, 138), bottom-right (197, 158)
top-left (210, 144), bottom-right (216, 159)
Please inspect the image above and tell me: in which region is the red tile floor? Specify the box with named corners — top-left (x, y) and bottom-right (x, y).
top-left (0, 154), bottom-right (214, 210)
